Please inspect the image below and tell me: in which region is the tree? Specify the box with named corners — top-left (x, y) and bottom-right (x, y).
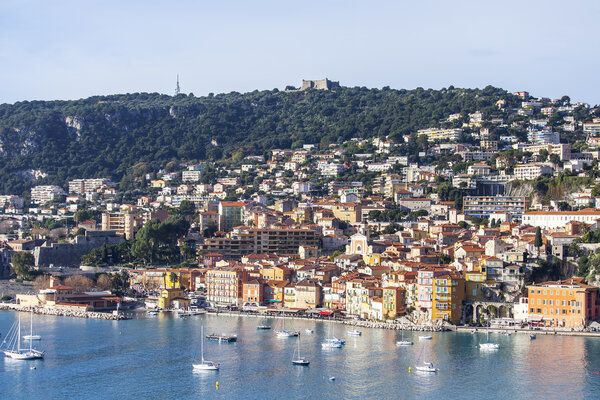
top-left (534, 227), bottom-right (543, 253)
top-left (96, 274), bottom-right (113, 290)
top-left (64, 275), bottom-right (94, 292)
top-left (33, 275), bottom-right (52, 291)
top-left (11, 252), bottom-right (35, 279)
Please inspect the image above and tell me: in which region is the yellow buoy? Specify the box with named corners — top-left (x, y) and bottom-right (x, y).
top-left (216, 381), bottom-right (219, 389)
top-left (409, 366), bottom-right (412, 372)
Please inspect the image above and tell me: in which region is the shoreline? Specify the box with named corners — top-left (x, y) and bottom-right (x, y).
top-left (0, 303), bottom-right (129, 320)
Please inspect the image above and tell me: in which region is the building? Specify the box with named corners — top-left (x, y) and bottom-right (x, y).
top-left (31, 185), bottom-right (66, 204)
top-left (417, 128), bottom-right (463, 142)
top-left (182, 170), bottom-right (203, 182)
top-left (101, 212), bottom-right (135, 239)
top-left (431, 272), bottom-right (465, 324)
top-left (522, 209), bottom-right (600, 229)
top-left (294, 279), bottom-right (323, 309)
top-left (299, 78), bottom-right (340, 91)
top-left (527, 278), bottom-right (600, 328)
top-left (68, 178), bottom-right (110, 194)
top-left (242, 280), bottom-right (264, 306)
top-left (199, 227), bottom-right (319, 259)
top-left (205, 267), bottom-right (247, 307)
top-left (463, 196), bottom-right (530, 221)
top-left (514, 163), bottom-right (554, 180)
top-left (583, 122), bottom-right (600, 135)
top-left (522, 143), bottom-right (571, 161)
top-left (382, 286), bottom-right (406, 320)
top-left (218, 201), bottom-right (245, 232)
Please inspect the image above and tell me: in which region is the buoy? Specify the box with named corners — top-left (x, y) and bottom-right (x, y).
top-left (409, 366), bottom-right (412, 372)
top-left (216, 381), bottom-right (219, 389)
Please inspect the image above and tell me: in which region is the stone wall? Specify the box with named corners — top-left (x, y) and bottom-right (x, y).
top-left (34, 231), bottom-right (124, 267)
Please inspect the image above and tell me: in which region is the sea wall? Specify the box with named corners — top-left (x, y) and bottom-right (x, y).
top-left (0, 303), bottom-right (128, 320)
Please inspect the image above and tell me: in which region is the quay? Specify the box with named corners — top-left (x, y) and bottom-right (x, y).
top-left (0, 303), bottom-right (129, 320)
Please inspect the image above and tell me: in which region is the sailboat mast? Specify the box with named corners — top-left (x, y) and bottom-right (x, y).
top-left (201, 326), bottom-right (204, 362)
top-left (30, 309), bottom-right (33, 352)
top-left (17, 314), bottom-right (21, 352)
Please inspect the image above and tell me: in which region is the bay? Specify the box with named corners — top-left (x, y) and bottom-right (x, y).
top-left (1, 311), bottom-right (599, 400)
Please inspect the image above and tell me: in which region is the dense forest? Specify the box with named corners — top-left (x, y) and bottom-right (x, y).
top-left (0, 85), bottom-right (525, 196)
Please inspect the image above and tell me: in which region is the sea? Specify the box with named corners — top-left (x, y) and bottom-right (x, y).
top-left (1, 311), bottom-right (599, 400)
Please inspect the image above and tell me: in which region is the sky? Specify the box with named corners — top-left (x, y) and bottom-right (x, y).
top-left (0, 0), bottom-right (599, 105)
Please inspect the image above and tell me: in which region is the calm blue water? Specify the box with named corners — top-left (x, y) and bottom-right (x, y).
top-left (1, 311), bottom-right (600, 399)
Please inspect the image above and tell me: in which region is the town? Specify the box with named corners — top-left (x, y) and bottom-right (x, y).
top-left (2, 86), bottom-right (600, 334)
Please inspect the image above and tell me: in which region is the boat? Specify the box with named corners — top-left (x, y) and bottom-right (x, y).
top-left (347, 330), bottom-right (362, 336)
top-left (304, 329), bottom-right (314, 334)
top-left (257, 325), bottom-right (271, 330)
top-left (415, 362), bottom-right (438, 373)
top-left (146, 311), bottom-right (158, 317)
top-left (276, 320), bottom-right (299, 337)
top-left (529, 334), bottom-right (536, 340)
top-left (193, 327), bottom-right (219, 371)
top-left (206, 334), bottom-right (237, 342)
top-left (479, 323), bottom-right (500, 350)
top-left (419, 336), bottom-right (432, 341)
top-left (2, 313), bottom-right (44, 360)
top-left (396, 330), bottom-right (413, 346)
top-left (292, 334), bottom-right (310, 366)
top-left (503, 332), bottom-right (512, 336)
top-left (321, 341), bottom-right (342, 349)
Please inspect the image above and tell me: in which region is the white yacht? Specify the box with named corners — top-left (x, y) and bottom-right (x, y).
top-left (418, 335), bottom-right (432, 341)
top-left (479, 324), bottom-right (500, 350)
top-left (347, 330), bottom-right (362, 336)
top-left (193, 327), bottom-right (219, 371)
top-left (292, 334), bottom-right (310, 366)
top-left (396, 330), bottom-right (413, 346)
top-left (2, 313), bottom-right (44, 360)
top-left (415, 362), bottom-right (438, 373)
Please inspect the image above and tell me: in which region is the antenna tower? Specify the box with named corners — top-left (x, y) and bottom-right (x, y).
top-left (175, 74), bottom-right (181, 96)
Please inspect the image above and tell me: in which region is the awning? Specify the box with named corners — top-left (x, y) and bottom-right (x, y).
top-left (319, 311), bottom-right (333, 316)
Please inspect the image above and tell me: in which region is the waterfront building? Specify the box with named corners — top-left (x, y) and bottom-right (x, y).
top-left (205, 267), bottom-right (247, 307)
top-left (294, 279), bottom-right (323, 309)
top-left (382, 286), bottom-right (406, 320)
top-left (431, 272), bottom-right (465, 325)
top-left (158, 288), bottom-right (189, 309)
top-left (527, 278), bottom-right (600, 328)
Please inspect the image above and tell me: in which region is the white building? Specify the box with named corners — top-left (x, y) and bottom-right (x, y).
top-left (292, 182), bottom-right (313, 195)
top-left (0, 195), bottom-right (24, 209)
top-left (68, 178), bottom-right (110, 194)
top-left (467, 163), bottom-right (492, 176)
top-left (31, 185), bottom-right (66, 204)
top-left (514, 163), bottom-right (554, 181)
top-left (417, 128), bottom-right (462, 142)
top-left (319, 163), bottom-right (345, 177)
top-left (182, 170), bottom-right (203, 182)
top-left (522, 210), bottom-right (600, 229)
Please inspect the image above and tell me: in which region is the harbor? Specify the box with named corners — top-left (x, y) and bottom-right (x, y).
top-left (1, 310), bottom-right (599, 400)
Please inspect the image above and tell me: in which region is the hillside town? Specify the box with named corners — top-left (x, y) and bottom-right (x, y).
top-left (2, 90), bottom-right (600, 332)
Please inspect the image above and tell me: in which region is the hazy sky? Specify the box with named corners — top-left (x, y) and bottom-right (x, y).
top-left (1, 0), bottom-right (598, 104)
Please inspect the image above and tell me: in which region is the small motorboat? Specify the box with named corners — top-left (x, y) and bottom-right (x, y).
top-left (304, 329), bottom-right (314, 334)
top-left (206, 334), bottom-right (237, 343)
top-left (321, 341), bottom-right (342, 349)
top-left (292, 358), bottom-right (310, 366)
top-left (415, 362), bottom-right (438, 373)
top-left (276, 330), bottom-right (299, 338)
top-left (396, 340), bottom-right (414, 346)
top-left (257, 325), bottom-right (271, 330)
top-left (147, 311), bottom-right (158, 317)
top-left (329, 376), bottom-right (336, 381)
top-left (479, 342), bottom-right (500, 350)
top-left (23, 335), bottom-right (42, 341)
top-left (419, 336), bottom-right (432, 341)
top-left (503, 332), bottom-right (512, 336)
top-left (347, 330), bottom-right (362, 336)
top-left (529, 334), bottom-right (536, 340)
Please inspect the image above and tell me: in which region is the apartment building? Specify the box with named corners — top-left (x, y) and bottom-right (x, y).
top-left (514, 163), bottom-right (554, 180)
top-left (218, 201), bottom-right (245, 232)
top-left (198, 227), bottom-right (319, 259)
top-left (182, 170), bottom-right (202, 182)
top-left (522, 209), bottom-right (600, 229)
top-left (68, 178), bottom-right (110, 194)
top-left (522, 143), bottom-right (571, 161)
top-left (583, 122), bottom-right (600, 135)
top-left (417, 128), bottom-right (462, 142)
top-left (101, 212), bottom-right (135, 239)
top-left (205, 267), bottom-right (247, 307)
top-left (431, 272), bottom-right (465, 325)
top-left (527, 278), bottom-right (600, 328)
top-left (31, 185), bottom-right (66, 204)
top-left (463, 195), bottom-right (530, 220)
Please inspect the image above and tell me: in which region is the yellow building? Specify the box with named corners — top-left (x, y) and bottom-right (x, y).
top-left (383, 286), bottom-right (406, 320)
top-left (465, 270), bottom-right (487, 301)
top-left (363, 253), bottom-right (382, 266)
top-left (260, 265), bottom-right (291, 282)
top-left (332, 203), bottom-right (361, 223)
top-left (158, 288), bottom-right (190, 309)
top-left (151, 180), bottom-right (166, 188)
top-left (431, 272), bottom-right (465, 324)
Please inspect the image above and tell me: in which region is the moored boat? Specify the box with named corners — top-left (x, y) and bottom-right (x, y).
top-left (347, 330), bottom-right (362, 336)
top-left (415, 362), bottom-right (438, 373)
top-left (206, 334), bottom-right (237, 342)
top-left (193, 327), bottom-right (219, 371)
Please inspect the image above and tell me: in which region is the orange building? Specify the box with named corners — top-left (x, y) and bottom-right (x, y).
top-left (527, 277), bottom-right (600, 328)
top-left (242, 279), bottom-right (264, 306)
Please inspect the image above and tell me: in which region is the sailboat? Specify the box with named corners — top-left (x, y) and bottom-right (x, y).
top-left (193, 327), bottom-right (219, 371)
top-left (292, 334), bottom-right (310, 366)
top-left (23, 309), bottom-right (42, 341)
top-left (2, 314), bottom-right (44, 360)
top-left (414, 341), bottom-right (437, 372)
top-left (276, 318), bottom-right (299, 337)
top-left (479, 323), bottom-right (500, 350)
top-left (322, 324), bottom-right (344, 348)
top-left (396, 329), bottom-right (413, 346)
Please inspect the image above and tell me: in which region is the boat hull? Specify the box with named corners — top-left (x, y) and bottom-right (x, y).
top-left (3, 350), bottom-right (44, 360)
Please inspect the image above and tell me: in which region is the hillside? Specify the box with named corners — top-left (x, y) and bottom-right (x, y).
top-left (0, 85), bottom-right (523, 196)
